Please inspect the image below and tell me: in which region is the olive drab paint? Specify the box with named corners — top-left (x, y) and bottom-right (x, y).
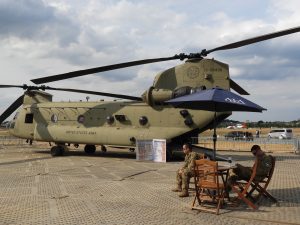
top-left (8, 59), bottom-right (231, 154)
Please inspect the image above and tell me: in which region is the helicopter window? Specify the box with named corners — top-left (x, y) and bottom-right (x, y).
top-left (184, 117), bottom-right (193, 126)
top-left (106, 115), bottom-right (115, 125)
top-left (51, 114), bottom-right (58, 123)
top-left (25, 113), bottom-right (34, 124)
top-left (179, 109), bottom-right (189, 118)
top-left (115, 115), bottom-right (126, 122)
top-left (190, 86), bottom-right (206, 94)
top-left (77, 115), bottom-right (85, 123)
top-left (130, 137), bottom-right (136, 144)
top-left (139, 116), bottom-right (148, 126)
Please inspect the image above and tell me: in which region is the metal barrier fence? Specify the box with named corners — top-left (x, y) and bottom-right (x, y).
top-left (1, 135), bottom-right (299, 153)
top-left (192, 137), bottom-right (300, 153)
top-left (295, 139), bottom-right (300, 153)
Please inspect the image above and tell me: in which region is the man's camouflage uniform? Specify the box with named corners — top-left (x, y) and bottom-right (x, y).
top-left (227, 154), bottom-right (272, 189)
top-left (174, 152), bottom-right (201, 196)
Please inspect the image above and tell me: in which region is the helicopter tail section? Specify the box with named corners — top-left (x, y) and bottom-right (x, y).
top-left (23, 90), bottom-right (53, 105)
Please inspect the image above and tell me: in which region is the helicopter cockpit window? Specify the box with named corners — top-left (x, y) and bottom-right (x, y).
top-left (172, 86), bottom-right (192, 98)
top-left (51, 114), bottom-right (58, 123)
top-left (25, 113), bottom-right (34, 124)
top-left (190, 85), bottom-right (206, 94)
top-left (172, 86), bottom-right (206, 99)
top-left (77, 115), bottom-right (85, 124)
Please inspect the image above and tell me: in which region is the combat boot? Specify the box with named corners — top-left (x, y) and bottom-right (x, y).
top-left (171, 185), bottom-right (182, 192)
top-left (178, 189), bottom-right (189, 197)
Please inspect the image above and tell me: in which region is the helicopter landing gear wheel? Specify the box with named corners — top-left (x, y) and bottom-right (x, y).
top-left (84, 145), bottom-right (96, 154)
top-left (50, 145), bottom-right (64, 157)
top-left (101, 145), bottom-right (107, 152)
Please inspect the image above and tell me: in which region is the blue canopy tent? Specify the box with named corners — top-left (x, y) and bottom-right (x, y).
top-left (167, 87), bottom-right (266, 160)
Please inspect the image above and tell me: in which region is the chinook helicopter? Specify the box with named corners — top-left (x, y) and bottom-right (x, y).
top-left (1, 26), bottom-right (300, 159)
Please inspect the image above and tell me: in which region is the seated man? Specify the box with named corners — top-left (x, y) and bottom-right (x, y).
top-left (226, 144), bottom-right (272, 191)
top-left (172, 143), bottom-right (204, 197)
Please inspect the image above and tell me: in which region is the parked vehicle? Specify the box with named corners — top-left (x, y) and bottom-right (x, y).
top-left (224, 131), bottom-right (253, 141)
top-left (268, 128), bottom-right (293, 139)
top-left (244, 132), bottom-right (254, 141)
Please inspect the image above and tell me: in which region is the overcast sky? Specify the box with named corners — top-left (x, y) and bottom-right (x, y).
top-left (1, 0), bottom-right (300, 122)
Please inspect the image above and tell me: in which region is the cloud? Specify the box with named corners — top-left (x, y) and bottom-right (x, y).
top-left (0, 0), bottom-right (54, 37)
top-left (232, 75), bottom-right (300, 121)
top-left (1, 0), bottom-right (300, 122)
top-left (0, 0), bottom-right (80, 46)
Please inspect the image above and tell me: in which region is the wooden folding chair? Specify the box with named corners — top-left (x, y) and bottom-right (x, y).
top-left (231, 160), bottom-right (258, 209)
top-left (248, 155), bottom-right (277, 203)
top-left (191, 159), bottom-right (225, 215)
top-left (188, 153), bottom-right (206, 190)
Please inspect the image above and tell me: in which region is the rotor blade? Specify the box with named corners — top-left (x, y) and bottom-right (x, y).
top-left (0, 84), bottom-right (142, 101)
top-left (45, 87), bottom-right (143, 101)
top-left (31, 56), bottom-right (180, 84)
top-left (230, 79), bottom-right (249, 95)
top-left (31, 26), bottom-right (300, 84)
top-left (205, 26), bottom-right (300, 55)
top-left (0, 95), bottom-right (24, 124)
top-left (0, 85), bottom-right (25, 89)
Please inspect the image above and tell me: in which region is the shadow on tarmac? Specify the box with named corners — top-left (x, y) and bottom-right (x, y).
top-left (0, 156), bottom-right (52, 166)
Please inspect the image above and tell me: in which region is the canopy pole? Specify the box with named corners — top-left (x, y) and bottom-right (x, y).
top-left (213, 110), bottom-right (217, 160)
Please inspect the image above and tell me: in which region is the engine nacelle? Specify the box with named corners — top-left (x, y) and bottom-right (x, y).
top-left (142, 86), bottom-right (173, 106)
top-left (142, 86), bottom-right (207, 106)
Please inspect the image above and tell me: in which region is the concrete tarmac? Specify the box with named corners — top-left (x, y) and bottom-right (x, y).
top-left (0, 145), bottom-right (299, 225)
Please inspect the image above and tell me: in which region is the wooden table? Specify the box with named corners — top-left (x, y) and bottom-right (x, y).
top-left (217, 164), bottom-right (237, 200)
top-left (217, 164), bottom-right (236, 185)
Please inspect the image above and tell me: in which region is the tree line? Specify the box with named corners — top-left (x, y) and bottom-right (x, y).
top-left (220, 119), bottom-right (300, 128)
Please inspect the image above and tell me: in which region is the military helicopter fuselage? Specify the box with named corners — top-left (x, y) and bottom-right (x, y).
top-left (3, 26), bottom-right (299, 158)
top-left (8, 59), bottom-right (231, 156)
